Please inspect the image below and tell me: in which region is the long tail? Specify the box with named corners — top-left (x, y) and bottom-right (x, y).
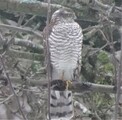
top-left (50, 90), bottom-right (74, 120)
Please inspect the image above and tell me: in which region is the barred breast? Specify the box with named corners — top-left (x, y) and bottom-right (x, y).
top-left (48, 22), bottom-right (83, 80)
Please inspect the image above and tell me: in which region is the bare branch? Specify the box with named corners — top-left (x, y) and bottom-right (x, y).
top-left (13, 38), bottom-right (43, 53)
top-left (0, 38), bottom-right (43, 53)
top-left (89, 0), bottom-right (122, 18)
top-left (0, 24), bottom-right (43, 38)
top-left (0, 48), bottom-right (44, 61)
top-left (0, 0), bottom-right (62, 16)
top-left (9, 76), bottom-right (118, 94)
top-left (83, 25), bottom-right (103, 40)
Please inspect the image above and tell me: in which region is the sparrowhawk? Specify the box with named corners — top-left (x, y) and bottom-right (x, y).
top-left (44, 8), bottom-right (83, 120)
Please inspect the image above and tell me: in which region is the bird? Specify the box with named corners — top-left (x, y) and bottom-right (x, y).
top-left (43, 7), bottom-right (83, 120)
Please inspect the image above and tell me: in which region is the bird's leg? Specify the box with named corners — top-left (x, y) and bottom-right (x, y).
top-left (66, 80), bottom-right (72, 90)
top-left (61, 70), bottom-right (64, 80)
top-left (60, 71), bottom-right (72, 89)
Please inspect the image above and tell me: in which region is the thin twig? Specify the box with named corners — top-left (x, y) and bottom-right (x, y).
top-left (0, 94), bottom-right (14, 105)
top-left (90, 28), bottom-right (117, 56)
top-left (2, 14), bottom-right (25, 55)
top-left (1, 14), bottom-right (41, 55)
top-left (94, 111), bottom-right (102, 120)
top-left (114, 27), bottom-right (122, 120)
top-left (0, 32), bottom-right (4, 42)
top-left (23, 15), bottom-right (36, 26)
top-left (107, 22), bottom-right (118, 120)
top-left (0, 90), bottom-right (20, 105)
top-left (0, 55), bottom-right (27, 120)
top-left (90, 41), bottom-right (117, 56)
top-left (46, 0), bottom-right (52, 119)
top-left (99, 27), bottom-right (118, 82)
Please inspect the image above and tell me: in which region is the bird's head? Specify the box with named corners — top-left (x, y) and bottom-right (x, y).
top-left (51, 8), bottom-right (76, 23)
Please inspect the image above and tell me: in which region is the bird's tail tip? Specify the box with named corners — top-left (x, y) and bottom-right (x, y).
top-left (48, 90), bottom-right (74, 120)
